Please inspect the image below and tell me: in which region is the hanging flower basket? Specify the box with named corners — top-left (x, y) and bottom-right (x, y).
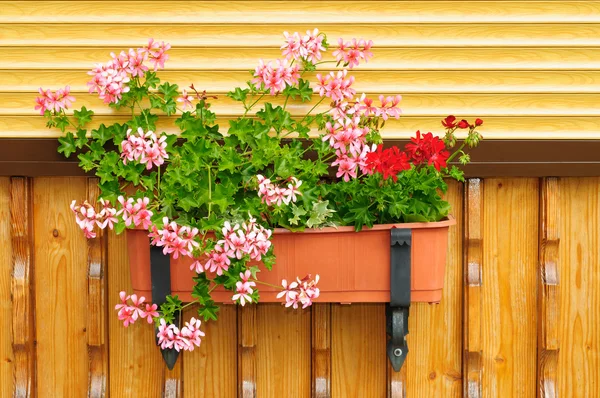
top-left (128, 217), bottom-right (455, 304)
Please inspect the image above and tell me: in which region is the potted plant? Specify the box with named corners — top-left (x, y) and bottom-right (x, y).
top-left (36, 29), bottom-right (482, 368)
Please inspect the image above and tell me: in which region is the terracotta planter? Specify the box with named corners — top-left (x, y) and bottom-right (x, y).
top-left (127, 217), bottom-right (455, 304)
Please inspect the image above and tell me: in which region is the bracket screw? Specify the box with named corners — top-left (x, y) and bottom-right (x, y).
top-left (394, 348), bottom-right (402, 357)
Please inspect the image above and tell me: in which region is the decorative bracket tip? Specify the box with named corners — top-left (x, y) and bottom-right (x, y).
top-left (150, 245), bottom-right (181, 369)
top-left (387, 228), bottom-right (411, 372)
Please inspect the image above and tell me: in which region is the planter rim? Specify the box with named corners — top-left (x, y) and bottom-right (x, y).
top-left (130, 215), bottom-right (455, 234)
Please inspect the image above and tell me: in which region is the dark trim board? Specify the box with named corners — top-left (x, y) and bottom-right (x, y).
top-left (1, 138), bottom-right (599, 177)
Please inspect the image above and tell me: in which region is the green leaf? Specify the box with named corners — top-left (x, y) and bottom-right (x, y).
top-left (288, 205), bottom-right (307, 226)
top-left (75, 129), bottom-right (88, 148)
top-left (144, 71), bottom-right (160, 89)
top-left (77, 152), bottom-right (95, 172)
top-left (57, 132), bottom-right (76, 158)
top-left (158, 82), bottom-right (179, 101)
top-left (73, 106), bottom-right (94, 127)
top-left (227, 87), bottom-right (249, 103)
top-left (91, 124), bottom-right (112, 145)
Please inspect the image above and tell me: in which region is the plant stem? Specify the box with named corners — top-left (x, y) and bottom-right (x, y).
top-left (253, 279), bottom-right (282, 290)
top-left (300, 98), bottom-right (324, 123)
top-left (244, 93), bottom-right (265, 116)
top-left (207, 166), bottom-right (212, 218)
top-left (447, 142), bottom-right (467, 163)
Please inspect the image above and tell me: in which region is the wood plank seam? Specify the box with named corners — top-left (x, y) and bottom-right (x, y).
top-left (86, 178), bottom-right (109, 398)
top-left (10, 176), bottom-right (36, 398)
top-left (538, 178), bottom-right (560, 398)
top-left (312, 304), bottom-right (331, 398)
top-left (464, 178), bottom-right (483, 398)
top-left (238, 305), bottom-right (257, 398)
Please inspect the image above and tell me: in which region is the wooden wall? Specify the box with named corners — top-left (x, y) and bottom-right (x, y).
top-left (0, 176), bottom-right (598, 397)
top-left (1, 1), bottom-right (600, 139)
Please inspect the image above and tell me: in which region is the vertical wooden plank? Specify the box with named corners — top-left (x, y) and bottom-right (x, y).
top-left (482, 178), bottom-right (539, 397)
top-left (558, 178), bottom-right (600, 397)
top-left (33, 177), bottom-right (88, 396)
top-left (538, 178), bottom-right (560, 398)
top-left (256, 304), bottom-right (311, 397)
top-left (238, 305), bottom-right (257, 398)
top-left (331, 304), bottom-right (386, 398)
top-left (108, 230), bottom-right (164, 397)
top-left (183, 305), bottom-right (237, 397)
top-left (86, 178), bottom-right (108, 398)
top-left (0, 178), bottom-right (15, 397)
top-left (312, 303), bottom-right (331, 398)
top-left (393, 180), bottom-right (463, 397)
top-left (464, 178), bottom-right (483, 398)
top-left (9, 177), bottom-right (36, 398)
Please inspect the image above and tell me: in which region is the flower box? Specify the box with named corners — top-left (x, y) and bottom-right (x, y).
top-left (128, 216), bottom-right (454, 304)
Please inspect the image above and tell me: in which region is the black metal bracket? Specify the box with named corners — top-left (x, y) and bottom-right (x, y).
top-left (386, 228), bottom-right (411, 372)
top-left (150, 245), bottom-right (180, 370)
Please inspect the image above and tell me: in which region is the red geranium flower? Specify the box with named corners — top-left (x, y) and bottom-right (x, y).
top-left (442, 115), bottom-right (457, 129)
top-left (405, 131), bottom-right (450, 171)
top-left (457, 119), bottom-right (470, 129)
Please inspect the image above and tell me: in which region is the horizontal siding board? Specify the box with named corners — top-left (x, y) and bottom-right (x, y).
top-left (2, 24), bottom-right (600, 47)
top-left (3, 115), bottom-right (600, 140)
top-left (4, 47), bottom-right (600, 71)
top-left (2, 1), bottom-right (600, 24)
top-left (4, 92), bottom-right (600, 117)
top-left (5, 70), bottom-right (600, 94)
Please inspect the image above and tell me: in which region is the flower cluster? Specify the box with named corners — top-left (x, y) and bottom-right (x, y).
top-left (281, 29), bottom-right (326, 63)
top-left (364, 145), bottom-right (411, 181)
top-left (118, 196), bottom-right (153, 229)
top-left (442, 115), bottom-right (483, 130)
top-left (257, 175), bottom-right (303, 206)
top-left (70, 199), bottom-right (118, 238)
top-left (120, 127), bottom-right (169, 170)
top-left (315, 70), bottom-right (356, 103)
top-left (252, 59), bottom-right (301, 95)
top-left (149, 217), bottom-right (200, 259)
top-left (276, 274), bottom-right (321, 309)
top-left (195, 218), bottom-right (272, 275)
top-left (231, 270), bottom-right (257, 306)
top-left (332, 38), bottom-right (374, 69)
top-left (35, 86), bottom-right (75, 115)
top-left (114, 291), bottom-right (159, 327)
top-left (157, 317), bottom-right (204, 352)
top-left (87, 39), bottom-right (170, 104)
top-left (405, 131), bottom-right (450, 171)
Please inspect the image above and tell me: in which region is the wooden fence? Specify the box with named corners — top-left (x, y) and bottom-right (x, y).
top-left (1, 176), bottom-right (598, 397)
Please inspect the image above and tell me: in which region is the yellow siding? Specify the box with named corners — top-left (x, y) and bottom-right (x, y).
top-left (1, 1), bottom-right (599, 139)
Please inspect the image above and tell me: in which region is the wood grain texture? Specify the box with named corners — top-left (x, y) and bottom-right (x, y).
top-left (3, 1), bottom-right (600, 24)
top-left (8, 70), bottom-right (600, 95)
top-left (182, 305), bottom-right (237, 398)
top-left (9, 92), bottom-right (600, 117)
top-left (256, 305), bottom-right (311, 397)
top-left (538, 178), bottom-right (560, 398)
top-left (0, 178), bottom-right (14, 398)
top-left (33, 177), bottom-right (88, 396)
top-left (107, 230), bottom-right (164, 397)
top-left (465, 179), bottom-right (483, 398)
top-left (3, 24), bottom-right (600, 47)
top-left (164, 356), bottom-right (182, 398)
top-left (86, 178), bottom-right (108, 398)
top-left (312, 304), bottom-right (331, 398)
top-left (482, 178), bottom-right (539, 397)
top-left (5, 47), bottom-right (600, 71)
top-left (9, 177), bottom-right (36, 398)
top-left (331, 304), bottom-right (387, 398)
top-left (5, 115), bottom-right (600, 140)
top-left (238, 305), bottom-right (257, 398)
top-left (401, 180), bottom-right (463, 397)
top-left (558, 178), bottom-right (600, 397)
top-left (9, 70), bottom-right (600, 94)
